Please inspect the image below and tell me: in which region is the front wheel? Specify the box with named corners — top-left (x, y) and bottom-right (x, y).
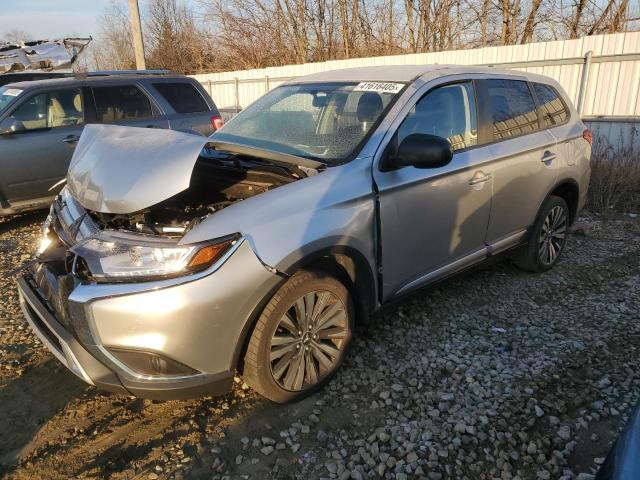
top-left (514, 195), bottom-right (570, 273)
top-left (242, 270), bottom-right (354, 403)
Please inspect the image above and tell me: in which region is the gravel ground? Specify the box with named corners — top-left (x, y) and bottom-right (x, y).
top-left (0, 211), bottom-right (639, 480)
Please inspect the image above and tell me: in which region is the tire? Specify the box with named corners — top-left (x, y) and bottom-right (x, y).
top-left (242, 270), bottom-right (354, 403)
top-left (514, 195), bottom-right (570, 273)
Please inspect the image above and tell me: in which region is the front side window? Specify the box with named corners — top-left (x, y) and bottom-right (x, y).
top-left (92, 85), bottom-right (154, 122)
top-left (533, 83), bottom-right (569, 127)
top-left (485, 79), bottom-right (539, 140)
top-left (8, 88), bottom-right (83, 130)
top-left (0, 86), bottom-right (23, 112)
top-left (398, 82), bottom-right (478, 151)
top-left (214, 82), bottom-right (403, 164)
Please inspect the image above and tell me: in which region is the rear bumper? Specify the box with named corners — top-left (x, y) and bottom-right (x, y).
top-left (16, 238), bottom-right (280, 400)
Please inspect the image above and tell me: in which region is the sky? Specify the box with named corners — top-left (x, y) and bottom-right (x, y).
top-left (0, 0), bottom-right (202, 41)
top-left (0, 0), bottom-right (107, 39)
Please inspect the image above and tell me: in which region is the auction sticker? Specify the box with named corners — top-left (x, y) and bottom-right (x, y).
top-left (354, 82), bottom-right (404, 94)
top-left (3, 88), bottom-right (22, 96)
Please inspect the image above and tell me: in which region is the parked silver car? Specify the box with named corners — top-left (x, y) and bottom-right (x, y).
top-left (0, 71), bottom-right (223, 216)
top-left (17, 65), bottom-right (591, 403)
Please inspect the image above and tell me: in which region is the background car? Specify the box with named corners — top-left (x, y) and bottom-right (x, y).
top-left (0, 71), bottom-right (223, 216)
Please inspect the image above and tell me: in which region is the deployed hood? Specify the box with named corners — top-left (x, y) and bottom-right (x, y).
top-left (67, 124), bottom-right (210, 214)
top-left (67, 124), bottom-right (322, 214)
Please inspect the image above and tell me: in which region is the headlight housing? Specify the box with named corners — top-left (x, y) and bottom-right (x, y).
top-left (71, 231), bottom-right (238, 282)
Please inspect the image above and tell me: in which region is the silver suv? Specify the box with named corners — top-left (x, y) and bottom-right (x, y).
top-left (0, 72), bottom-right (222, 216)
top-left (17, 66), bottom-right (591, 403)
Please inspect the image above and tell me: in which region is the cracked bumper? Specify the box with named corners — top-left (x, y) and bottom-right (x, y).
top-left (17, 239), bottom-right (281, 400)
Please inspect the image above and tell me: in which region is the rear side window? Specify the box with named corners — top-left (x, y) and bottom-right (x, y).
top-left (533, 83), bottom-right (569, 127)
top-left (153, 82), bottom-right (209, 113)
top-left (92, 85), bottom-right (154, 122)
top-left (485, 79), bottom-right (539, 140)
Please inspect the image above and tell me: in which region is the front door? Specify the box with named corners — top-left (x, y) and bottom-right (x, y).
top-left (0, 87), bottom-right (85, 205)
top-left (373, 81), bottom-right (493, 300)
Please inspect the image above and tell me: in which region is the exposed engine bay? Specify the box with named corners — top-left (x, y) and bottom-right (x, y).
top-left (86, 150), bottom-right (313, 238)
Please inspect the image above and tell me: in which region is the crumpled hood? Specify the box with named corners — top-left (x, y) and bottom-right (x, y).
top-left (67, 124), bottom-right (210, 214)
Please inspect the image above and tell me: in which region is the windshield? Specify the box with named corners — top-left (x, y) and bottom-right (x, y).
top-left (0, 86), bottom-right (23, 112)
top-left (213, 82), bottom-right (404, 164)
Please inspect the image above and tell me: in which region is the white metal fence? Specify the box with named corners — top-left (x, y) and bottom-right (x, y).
top-left (192, 31), bottom-right (640, 121)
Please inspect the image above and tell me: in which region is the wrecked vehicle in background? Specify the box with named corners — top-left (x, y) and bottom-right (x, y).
top-left (17, 66), bottom-right (591, 403)
top-left (0, 38), bottom-right (91, 73)
top-left (0, 72), bottom-right (222, 216)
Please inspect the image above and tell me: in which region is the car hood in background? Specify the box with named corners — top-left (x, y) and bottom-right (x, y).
top-left (67, 124), bottom-right (210, 214)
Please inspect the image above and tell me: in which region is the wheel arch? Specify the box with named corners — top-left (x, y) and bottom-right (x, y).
top-left (547, 178), bottom-right (580, 224)
top-left (231, 245), bottom-right (378, 373)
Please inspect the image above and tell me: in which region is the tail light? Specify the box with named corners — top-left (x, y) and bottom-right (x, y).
top-left (210, 115), bottom-right (224, 131)
top-left (583, 129), bottom-right (593, 145)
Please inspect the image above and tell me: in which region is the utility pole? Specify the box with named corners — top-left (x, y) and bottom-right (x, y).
top-left (128, 0), bottom-right (146, 70)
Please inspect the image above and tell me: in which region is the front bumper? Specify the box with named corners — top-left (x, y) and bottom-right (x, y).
top-left (17, 239), bottom-right (281, 400)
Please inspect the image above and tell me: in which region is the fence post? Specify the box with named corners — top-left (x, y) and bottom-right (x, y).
top-left (577, 51), bottom-right (593, 117)
top-left (207, 80), bottom-right (212, 97)
top-left (234, 77), bottom-right (240, 113)
top-left (265, 75), bottom-right (270, 93)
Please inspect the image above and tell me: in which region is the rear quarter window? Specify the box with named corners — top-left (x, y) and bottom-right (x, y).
top-left (153, 82), bottom-right (209, 113)
top-left (484, 79), bottom-right (539, 140)
top-left (533, 83), bottom-right (569, 127)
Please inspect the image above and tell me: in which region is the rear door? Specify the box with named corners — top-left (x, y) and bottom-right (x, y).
top-left (88, 83), bottom-right (169, 129)
top-left (149, 80), bottom-right (218, 136)
top-left (0, 87), bottom-right (85, 204)
top-left (476, 78), bottom-right (559, 246)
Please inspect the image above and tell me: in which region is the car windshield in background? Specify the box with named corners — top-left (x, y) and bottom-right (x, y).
top-left (0, 86), bottom-right (22, 112)
top-left (213, 82), bottom-right (404, 164)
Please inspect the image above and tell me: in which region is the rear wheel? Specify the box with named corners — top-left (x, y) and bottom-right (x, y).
top-left (242, 270), bottom-right (353, 403)
top-left (514, 195), bottom-right (569, 272)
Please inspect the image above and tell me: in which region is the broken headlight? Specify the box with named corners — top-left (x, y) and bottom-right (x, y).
top-left (71, 231), bottom-right (238, 282)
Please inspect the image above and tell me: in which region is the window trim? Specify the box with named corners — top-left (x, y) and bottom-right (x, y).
top-left (530, 82), bottom-right (571, 130)
top-left (89, 83), bottom-right (159, 123)
top-left (5, 86), bottom-right (85, 133)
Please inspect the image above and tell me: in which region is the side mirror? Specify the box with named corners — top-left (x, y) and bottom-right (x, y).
top-left (392, 133), bottom-right (453, 170)
top-left (0, 117), bottom-right (25, 135)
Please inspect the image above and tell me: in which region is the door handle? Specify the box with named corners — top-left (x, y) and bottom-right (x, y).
top-left (541, 151), bottom-right (557, 163)
top-left (469, 173), bottom-right (491, 186)
top-left (63, 134), bottom-right (79, 144)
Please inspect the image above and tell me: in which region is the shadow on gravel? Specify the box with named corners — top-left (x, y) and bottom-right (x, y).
top-left (0, 359), bottom-right (87, 471)
top-left (0, 211), bottom-right (47, 235)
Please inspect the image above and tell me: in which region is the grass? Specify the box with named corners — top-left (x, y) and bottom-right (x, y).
top-left (587, 126), bottom-right (640, 214)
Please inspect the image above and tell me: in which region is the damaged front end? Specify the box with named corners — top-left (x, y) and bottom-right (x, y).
top-left (16, 124), bottom-right (315, 399)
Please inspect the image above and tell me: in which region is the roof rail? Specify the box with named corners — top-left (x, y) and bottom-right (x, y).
top-left (77, 69), bottom-right (174, 77)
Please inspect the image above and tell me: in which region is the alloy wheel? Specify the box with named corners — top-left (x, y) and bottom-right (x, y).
top-left (538, 205), bottom-right (567, 265)
top-left (269, 290), bottom-right (349, 391)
